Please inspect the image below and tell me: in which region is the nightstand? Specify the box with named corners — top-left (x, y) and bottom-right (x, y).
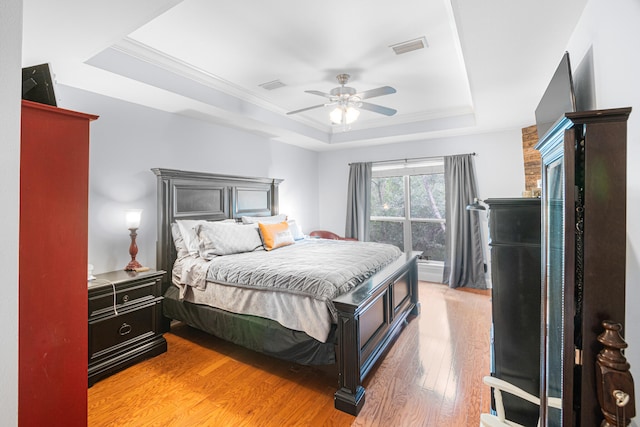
top-left (88, 269), bottom-right (167, 386)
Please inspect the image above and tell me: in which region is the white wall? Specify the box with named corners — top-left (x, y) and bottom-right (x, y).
top-left (56, 85), bottom-right (319, 274)
top-left (565, 0), bottom-right (640, 382)
top-left (0, 0), bottom-right (21, 424)
top-left (317, 128), bottom-right (527, 284)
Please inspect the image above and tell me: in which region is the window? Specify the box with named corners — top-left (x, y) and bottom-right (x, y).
top-left (370, 160), bottom-right (446, 262)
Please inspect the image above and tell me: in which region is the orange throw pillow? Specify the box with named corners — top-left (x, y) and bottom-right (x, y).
top-left (258, 221), bottom-right (294, 251)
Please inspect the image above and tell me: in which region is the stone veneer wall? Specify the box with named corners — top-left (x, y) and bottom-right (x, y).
top-left (522, 125), bottom-right (541, 192)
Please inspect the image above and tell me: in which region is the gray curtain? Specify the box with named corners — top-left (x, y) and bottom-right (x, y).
top-left (345, 162), bottom-right (372, 240)
top-left (442, 154), bottom-right (486, 289)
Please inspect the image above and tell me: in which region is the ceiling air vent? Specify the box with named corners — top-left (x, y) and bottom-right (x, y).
top-left (390, 37), bottom-right (428, 55)
top-left (259, 79), bottom-right (286, 90)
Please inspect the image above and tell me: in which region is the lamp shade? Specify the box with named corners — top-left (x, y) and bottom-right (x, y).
top-left (345, 107), bottom-right (360, 124)
top-left (330, 105), bottom-right (360, 125)
top-left (125, 209), bottom-right (142, 229)
top-left (330, 107), bottom-right (343, 124)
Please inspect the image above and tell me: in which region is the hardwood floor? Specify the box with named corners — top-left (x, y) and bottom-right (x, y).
top-left (88, 282), bottom-right (492, 426)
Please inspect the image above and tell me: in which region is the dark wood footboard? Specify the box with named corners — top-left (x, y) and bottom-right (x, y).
top-left (333, 252), bottom-right (420, 415)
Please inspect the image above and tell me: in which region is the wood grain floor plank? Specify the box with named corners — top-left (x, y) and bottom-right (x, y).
top-left (88, 282), bottom-right (491, 427)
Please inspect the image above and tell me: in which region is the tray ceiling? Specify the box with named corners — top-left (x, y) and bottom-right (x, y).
top-left (22, 0), bottom-right (588, 151)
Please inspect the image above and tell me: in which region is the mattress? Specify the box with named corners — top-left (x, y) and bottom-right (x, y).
top-left (173, 238), bottom-right (402, 343)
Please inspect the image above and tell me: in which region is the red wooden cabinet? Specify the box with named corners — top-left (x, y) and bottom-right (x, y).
top-left (19, 100), bottom-right (97, 426)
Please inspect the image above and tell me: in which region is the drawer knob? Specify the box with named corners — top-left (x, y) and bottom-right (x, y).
top-left (119, 323), bottom-right (132, 336)
top-left (122, 294), bottom-right (130, 303)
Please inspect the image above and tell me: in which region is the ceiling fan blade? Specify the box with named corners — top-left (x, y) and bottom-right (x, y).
top-left (359, 102), bottom-right (397, 116)
top-left (286, 104), bottom-right (327, 115)
top-left (304, 90), bottom-right (333, 99)
top-left (355, 86), bottom-right (396, 100)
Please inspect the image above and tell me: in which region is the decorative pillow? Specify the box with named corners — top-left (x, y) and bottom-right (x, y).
top-left (176, 219), bottom-right (208, 256)
top-left (196, 222), bottom-right (263, 259)
top-left (170, 223), bottom-right (189, 258)
top-left (287, 219), bottom-right (305, 241)
top-left (258, 221), bottom-right (295, 251)
top-left (241, 214), bottom-right (287, 224)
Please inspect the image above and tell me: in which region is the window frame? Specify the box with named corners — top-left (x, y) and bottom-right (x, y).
top-left (370, 159), bottom-right (446, 264)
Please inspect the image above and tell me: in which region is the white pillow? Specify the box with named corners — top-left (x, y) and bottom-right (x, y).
top-left (287, 220), bottom-right (305, 241)
top-left (196, 222), bottom-right (263, 259)
top-left (241, 214), bottom-right (287, 224)
top-left (170, 223), bottom-right (189, 258)
top-left (176, 219), bottom-right (207, 256)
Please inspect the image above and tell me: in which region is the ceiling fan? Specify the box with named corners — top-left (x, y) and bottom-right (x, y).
top-left (287, 73), bottom-right (397, 125)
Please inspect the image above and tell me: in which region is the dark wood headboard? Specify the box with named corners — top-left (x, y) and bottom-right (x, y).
top-left (151, 168), bottom-right (283, 290)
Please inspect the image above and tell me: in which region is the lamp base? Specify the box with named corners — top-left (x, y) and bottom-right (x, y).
top-left (124, 259), bottom-right (143, 271)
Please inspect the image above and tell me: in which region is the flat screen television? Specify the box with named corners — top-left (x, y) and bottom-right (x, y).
top-left (535, 52), bottom-right (576, 141)
top-left (22, 63), bottom-right (57, 107)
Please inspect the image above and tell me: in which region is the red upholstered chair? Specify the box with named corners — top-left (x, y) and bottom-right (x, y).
top-left (309, 230), bottom-right (357, 241)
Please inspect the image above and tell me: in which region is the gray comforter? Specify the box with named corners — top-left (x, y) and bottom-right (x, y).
top-left (205, 238), bottom-right (401, 315)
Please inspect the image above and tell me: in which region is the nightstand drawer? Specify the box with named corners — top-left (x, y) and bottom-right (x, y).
top-left (88, 269), bottom-right (166, 386)
top-left (89, 301), bottom-right (160, 361)
top-left (89, 279), bottom-right (159, 318)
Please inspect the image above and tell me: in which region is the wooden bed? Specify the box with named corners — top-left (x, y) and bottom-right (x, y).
top-left (152, 168), bottom-right (420, 415)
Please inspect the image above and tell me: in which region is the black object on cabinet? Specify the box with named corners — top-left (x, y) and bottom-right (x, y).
top-left (487, 198), bottom-right (541, 426)
top-left (536, 107), bottom-right (631, 426)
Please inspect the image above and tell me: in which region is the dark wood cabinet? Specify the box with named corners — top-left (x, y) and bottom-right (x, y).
top-left (88, 269), bottom-right (167, 386)
top-left (19, 101), bottom-right (97, 425)
top-left (536, 107), bottom-right (630, 426)
top-left (486, 198), bottom-right (541, 426)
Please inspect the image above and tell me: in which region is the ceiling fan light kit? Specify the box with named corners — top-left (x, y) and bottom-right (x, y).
top-left (287, 73), bottom-right (397, 126)
top-left (330, 105), bottom-right (360, 125)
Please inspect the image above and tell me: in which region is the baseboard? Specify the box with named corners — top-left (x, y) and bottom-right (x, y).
top-left (418, 260), bottom-right (443, 283)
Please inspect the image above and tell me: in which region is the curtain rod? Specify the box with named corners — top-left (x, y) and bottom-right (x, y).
top-left (349, 152), bottom-right (476, 166)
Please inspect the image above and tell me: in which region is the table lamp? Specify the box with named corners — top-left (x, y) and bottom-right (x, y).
top-left (124, 209), bottom-right (143, 271)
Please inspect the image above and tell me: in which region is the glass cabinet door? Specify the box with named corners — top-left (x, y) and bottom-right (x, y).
top-left (543, 157), bottom-right (565, 426)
